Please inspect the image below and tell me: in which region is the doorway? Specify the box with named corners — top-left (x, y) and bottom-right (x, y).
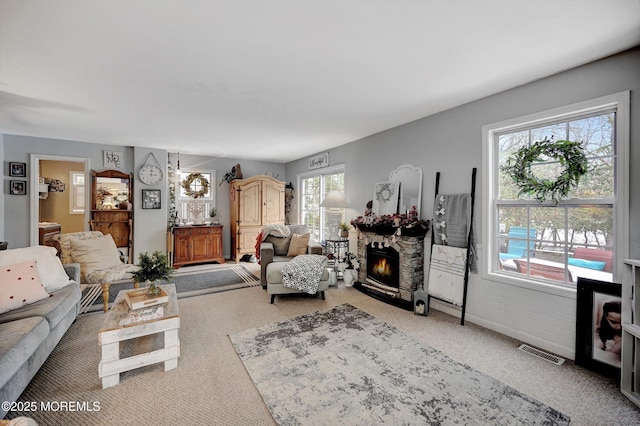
top-left (29, 154), bottom-right (89, 246)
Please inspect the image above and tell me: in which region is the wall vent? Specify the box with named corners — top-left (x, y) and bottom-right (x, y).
top-left (517, 344), bottom-right (565, 366)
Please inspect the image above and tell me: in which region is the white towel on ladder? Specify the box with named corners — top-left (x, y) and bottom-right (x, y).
top-left (427, 245), bottom-right (467, 306)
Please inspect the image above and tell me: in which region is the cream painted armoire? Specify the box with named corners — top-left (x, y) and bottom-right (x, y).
top-left (230, 175), bottom-right (285, 262)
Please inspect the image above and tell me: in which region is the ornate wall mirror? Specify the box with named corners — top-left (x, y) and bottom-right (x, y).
top-left (92, 169), bottom-right (132, 210)
top-left (389, 164), bottom-right (423, 217)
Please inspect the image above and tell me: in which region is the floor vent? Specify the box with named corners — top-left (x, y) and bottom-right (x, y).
top-left (517, 344), bottom-right (565, 366)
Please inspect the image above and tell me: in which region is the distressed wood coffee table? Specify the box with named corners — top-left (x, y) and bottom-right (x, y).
top-left (98, 284), bottom-right (180, 388)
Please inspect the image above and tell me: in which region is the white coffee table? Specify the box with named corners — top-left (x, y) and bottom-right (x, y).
top-left (98, 284), bottom-right (180, 388)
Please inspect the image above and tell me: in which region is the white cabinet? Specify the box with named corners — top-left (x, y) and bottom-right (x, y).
top-left (622, 259), bottom-right (640, 408)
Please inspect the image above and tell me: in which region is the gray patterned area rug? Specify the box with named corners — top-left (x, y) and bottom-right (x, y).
top-left (81, 264), bottom-right (259, 313)
top-left (229, 304), bottom-right (570, 425)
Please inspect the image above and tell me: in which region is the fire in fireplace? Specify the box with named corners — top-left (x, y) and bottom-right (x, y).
top-left (366, 245), bottom-right (400, 288)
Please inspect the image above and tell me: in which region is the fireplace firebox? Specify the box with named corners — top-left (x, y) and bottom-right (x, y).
top-left (355, 228), bottom-right (426, 310)
top-left (366, 245), bottom-right (400, 288)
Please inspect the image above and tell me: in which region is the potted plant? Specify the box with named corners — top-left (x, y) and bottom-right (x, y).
top-left (339, 222), bottom-right (351, 238)
top-left (131, 251), bottom-right (174, 296)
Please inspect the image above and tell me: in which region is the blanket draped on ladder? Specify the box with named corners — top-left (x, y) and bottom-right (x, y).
top-left (428, 193), bottom-right (476, 306)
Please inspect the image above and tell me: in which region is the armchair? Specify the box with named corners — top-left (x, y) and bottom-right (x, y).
top-left (259, 224), bottom-right (322, 288)
top-left (51, 231), bottom-right (139, 312)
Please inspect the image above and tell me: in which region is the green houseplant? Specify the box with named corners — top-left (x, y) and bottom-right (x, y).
top-left (339, 222), bottom-right (351, 238)
top-left (132, 251), bottom-right (174, 296)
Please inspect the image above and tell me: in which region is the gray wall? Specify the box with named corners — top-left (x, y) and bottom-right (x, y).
top-left (286, 47), bottom-right (640, 359)
top-left (1, 135), bottom-right (285, 261)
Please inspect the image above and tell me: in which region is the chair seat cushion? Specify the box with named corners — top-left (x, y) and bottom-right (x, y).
top-left (85, 264), bottom-right (138, 284)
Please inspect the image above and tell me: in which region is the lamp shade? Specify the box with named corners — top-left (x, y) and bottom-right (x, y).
top-left (320, 190), bottom-right (349, 208)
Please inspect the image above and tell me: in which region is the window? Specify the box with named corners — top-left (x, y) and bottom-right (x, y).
top-left (299, 165), bottom-right (345, 242)
top-left (69, 171), bottom-right (85, 214)
top-left (177, 170), bottom-right (216, 223)
top-left (483, 92), bottom-right (629, 289)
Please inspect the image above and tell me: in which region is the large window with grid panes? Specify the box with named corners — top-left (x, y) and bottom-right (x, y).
top-left (483, 92), bottom-right (629, 289)
top-left (298, 165), bottom-right (345, 243)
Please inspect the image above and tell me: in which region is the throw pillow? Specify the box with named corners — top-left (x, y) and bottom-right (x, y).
top-left (70, 234), bottom-right (122, 277)
top-left (287, 233), bottom-right (310, 257)
top-left (264, 235), bottom-right (291, 256)
top-left (0, 245), bottom-right (72, 292)
top-left (0, 261), bottom-right (50, 314)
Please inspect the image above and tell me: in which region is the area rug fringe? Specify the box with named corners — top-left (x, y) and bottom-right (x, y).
top-left (79, 284), bottom-right (102, 314)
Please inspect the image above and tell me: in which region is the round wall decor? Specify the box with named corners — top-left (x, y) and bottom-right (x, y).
top-left (501, 137), bottom-right (588, 203)
top-left (181, 172), bottom-right (210, 198)
top-left (138, 152), bottom-right (164, 185)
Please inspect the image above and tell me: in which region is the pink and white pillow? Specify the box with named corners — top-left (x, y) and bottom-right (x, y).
top-left (0, 260), bottom-right (50, 314)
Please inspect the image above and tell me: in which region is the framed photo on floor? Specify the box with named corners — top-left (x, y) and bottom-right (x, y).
top-left (142, 189), bottom-right (161, 209)
top-left (575, 277), bottom-right (622, 379)
top-left (10, 180), bottom-right (27, 195)
top-left (10, 162), bottom-right (26, 177)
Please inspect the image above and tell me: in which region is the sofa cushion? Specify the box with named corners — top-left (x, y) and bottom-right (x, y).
top-left (287, 233), bottom-right (310, 256)
top-left (0, 245), bottom-right (73, 293)
top-left (0, 317), bottom-right (49, 389)
top-left (0, 283), bottom-right (80, 330)
top-left (0, 261), bottom-right (51, 314)
top-left (70, 234), bottom-right (123, 279)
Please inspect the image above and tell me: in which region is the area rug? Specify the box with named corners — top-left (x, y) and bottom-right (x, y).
top-left (80, 264), bottom-right (258, 313)
top-left (229, 304), bottom-right (571, 425)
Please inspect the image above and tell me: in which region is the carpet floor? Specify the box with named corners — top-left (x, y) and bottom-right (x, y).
top-left (80, 264), bottom-right (259, 313)
top-left (5, 279), bottom-right (640, 425)
top-left (230, 304), bottom-right (570, 425)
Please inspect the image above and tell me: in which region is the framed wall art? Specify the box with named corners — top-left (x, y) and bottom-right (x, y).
top-left (10, 162), bottom-right (26, 177)
top-left (142, 189), bottom-right (161, 210)
top-left (575, 277), bottom-right (622, 379)
top-left (10, 180), bottom-right (27, 195)
top-left (372, 181), bottom-right (400, 216)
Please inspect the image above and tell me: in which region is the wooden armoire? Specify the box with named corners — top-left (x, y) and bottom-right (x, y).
top-left (230, 175), bottom-right (285, 262)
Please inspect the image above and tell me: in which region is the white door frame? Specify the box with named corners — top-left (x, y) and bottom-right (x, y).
top-left (29, 154), bottom-right (90, 246)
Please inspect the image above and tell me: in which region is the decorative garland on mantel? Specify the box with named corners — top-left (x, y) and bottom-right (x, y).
top-left (501, 137), bottom-right (588, 204)
top-left (181, 173), bottom-right (210, 199)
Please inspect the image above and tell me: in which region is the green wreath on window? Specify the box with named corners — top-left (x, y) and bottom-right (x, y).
top-left (501, 137), bottom-right (588, 204)
top-left (181, 173), bottom-right (210, 199)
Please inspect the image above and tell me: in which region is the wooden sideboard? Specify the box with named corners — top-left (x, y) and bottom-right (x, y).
top-left (173, 225), bottom-right (225, 268)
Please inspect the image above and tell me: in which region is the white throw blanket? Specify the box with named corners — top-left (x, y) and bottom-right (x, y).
top-left (281, 255), bottom-right (327, 294)
top-left (427, 244), bottom-right (467, 306)
top-left (261, 224), bottom-right (291, 240)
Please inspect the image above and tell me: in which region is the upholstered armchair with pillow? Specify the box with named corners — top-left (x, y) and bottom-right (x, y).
top-left (259, 224), bottom-right (322, 288)
top-left (51, 231), bottom-right (139, 312)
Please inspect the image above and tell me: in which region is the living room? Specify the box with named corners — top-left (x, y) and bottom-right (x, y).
top-left (2, 1), bottom-right (640, 424)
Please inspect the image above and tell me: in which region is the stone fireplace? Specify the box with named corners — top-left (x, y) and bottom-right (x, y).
top-left (355, 228), bottom-right (425, 309)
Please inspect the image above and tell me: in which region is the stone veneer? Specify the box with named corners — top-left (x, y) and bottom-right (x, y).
top-left (356, 229), bottom-right (425, 304)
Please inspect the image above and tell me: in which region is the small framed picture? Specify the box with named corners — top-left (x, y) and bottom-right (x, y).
top-left (575, 277), bottom-right (622, 379)
top-left (142, 189), bottom-right (161, 209)
top-left (10, 180), bottom-right (27, 195)
top-left (10, 162), bottom-right (26, 177)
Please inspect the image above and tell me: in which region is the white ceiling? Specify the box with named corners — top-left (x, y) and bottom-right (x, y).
top-left (1, 1), bottom-right (639, 163)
